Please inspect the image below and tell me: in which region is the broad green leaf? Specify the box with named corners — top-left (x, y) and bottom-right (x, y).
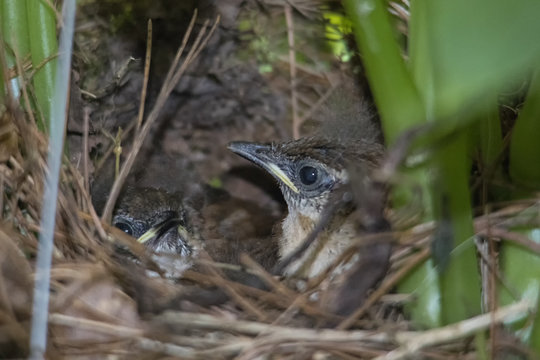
top-left (410, 0), bottom-right (540, 122)
top-left (510, 69), bottom-right (540, 190)
top-left (499, 228), bottom-right (540, 348)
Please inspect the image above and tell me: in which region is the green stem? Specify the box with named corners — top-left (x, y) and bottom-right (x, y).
top-left (1, 0), bottom-right (31, 97)
top-left (434, 133), bottom-right (481, 324)
top-left (343, 0), bottom-right (444, 327)
top-left (509, 69), bottom-right (540, 190)
top-left (473, 93), bottom-right (505, 201)
top-left (342, 0), bottom-right (424, 145)
top-left (26, 0), bottom-right (57, 131)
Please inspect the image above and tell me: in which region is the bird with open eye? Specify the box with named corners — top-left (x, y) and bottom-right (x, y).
top-left (111, 186), bottom-right (203, 277)
top-left (228, 97), bottom-right (391, 315)
top-left (109, 184), bottom-right (279, 279)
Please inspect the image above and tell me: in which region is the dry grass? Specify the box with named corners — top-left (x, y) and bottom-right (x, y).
top-left (1, 5), bottom-right (540, 360)
top-left (1, 109), bottom-right (537, 358)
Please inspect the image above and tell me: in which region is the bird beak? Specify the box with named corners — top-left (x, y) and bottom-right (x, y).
top-left (228, 141), bottom-right (299, 194)
top-left (138, 217), bottom-right (186, 244)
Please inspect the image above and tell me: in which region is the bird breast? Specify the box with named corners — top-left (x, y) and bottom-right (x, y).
top-left (280, 210), bottom-right (356, 278)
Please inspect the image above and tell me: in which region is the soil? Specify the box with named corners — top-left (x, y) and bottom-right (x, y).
top-left (67, 0), bottom-right (318, 217)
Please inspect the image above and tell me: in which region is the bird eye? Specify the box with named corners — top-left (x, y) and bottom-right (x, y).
top-left (114, 221), bottom-right (134, 236)
top-left (299, 165), bottom-right (318, 185)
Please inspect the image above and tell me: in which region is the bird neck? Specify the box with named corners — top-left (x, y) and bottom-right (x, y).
top-left (279, 206), bottom-right (356, 278)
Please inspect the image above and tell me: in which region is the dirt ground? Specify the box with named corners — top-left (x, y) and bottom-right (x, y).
top-left (68, 0), bottom-right (347, 218)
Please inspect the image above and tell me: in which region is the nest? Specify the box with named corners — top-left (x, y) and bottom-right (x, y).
top-left (2, 98), bottom-right (538, 359)
top-left (1, 6), bottom-right (539, 360)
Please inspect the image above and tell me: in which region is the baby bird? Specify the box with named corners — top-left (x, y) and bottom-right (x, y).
top-left (228, 103), bottom-right (386, 279)
top-left (112, 187), bottom-right (203, 277)
top-left (111, 185), bottom-right (278, 276)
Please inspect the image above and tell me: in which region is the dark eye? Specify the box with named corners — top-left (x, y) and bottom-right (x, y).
top-left (114, 221), bottom-right (134, 236)
top-left (299, 165), bottom-right (318, 185)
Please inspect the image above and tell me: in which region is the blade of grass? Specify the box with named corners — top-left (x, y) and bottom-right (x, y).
top-left (408, 0), bottom-right (482, 325)
top-left (345, 0), bottom-right (486, 326)
top-left (1, 0), bottom-right (31, 98)
top-left (509, 69), bottom-right (540, 190)
top-left (471, 93), bottom-right (505, 202)
top-left (505, 68), bottom-right (540, 354)
top-left (26, 0), bottom-right (58, 131)
top-left (29, 1), bottom-right (76, 358)
top-left (434, 133), bottom-right (481, 324)
top-left (342, 0), bottom-right (425, 145)
top-left (342, 0), bottom-right (443, 327)
top-left (342, 0), bottom-right (450, 327)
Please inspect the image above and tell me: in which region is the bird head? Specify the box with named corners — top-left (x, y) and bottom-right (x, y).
top-left (228, 136), bottom-right (383, 222)
top-left (113, 187), bottom-right (200, 259)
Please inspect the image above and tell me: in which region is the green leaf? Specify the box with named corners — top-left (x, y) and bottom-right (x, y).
top-left (499, 228), bottom-right (540, 348)
top-left (509, 69), bottom-right (540, 190)
top-left (27, 0), bottom-right (58, 130)
top-left (343, 0), bottom-right (425, 145)
top-left (1, 0), bottom-right (31, 98)
top-left (410, 0), bottom-right (540, 123)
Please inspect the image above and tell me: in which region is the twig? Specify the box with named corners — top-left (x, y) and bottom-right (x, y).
top-left (285, 4), bottom-right (300, 139)
top-left (156, 310), bottom-right (393, 342)
top-left (240, 254), bottom-right (296, 301)
top-left (195, 340), bottom-right (257, 359)
top-left (478, 227), bottom-right (540, 255)
top-left (474, 200), bottom-right (540, 231)
top-left (154, 299), bottom-right (534, 358)
top-left (136, 19), bottom-right (152, 133)
top-left (101, 12), bottom-right (202, 220)
top-left (49, 312), bottom-right (241, 359)
top-left (101, 13), bottom-right (220, 222)
top-left (68, 163), bottom-right (108, 241)
top-left (82, 107), bottom-right (90, 194)
top-left (377, 298), bottom-right (535, 360)
top-left (181, 269), bottom-right (337, 320)
top-left (93, 120), bottom-right (136, 175)
top-left (136, 338), bottom-right (199, 359)
top-left (240, 254), bottom-right (337, 325)
top-left (338, 247), bottom-right (430, 330)
top-left (49, 313), bottom-right (143, 338)
top-left (199, 252), bottom-right (268, 321)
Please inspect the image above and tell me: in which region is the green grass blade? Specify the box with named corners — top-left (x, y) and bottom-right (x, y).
top-left (342, 0), bottom-right (424, 145)
top-left (400, 133), bottom-right (482, 326)
top-left (434, 134), bottom-right (481, 323)
top-left (509, 69), bottom-right (540, 190)
top-left (26, 0), bottom-right (57, 131)
top-left (408, 0), bottom-right (484, 324)
top-left (1, 0), bottom-right (31, 97)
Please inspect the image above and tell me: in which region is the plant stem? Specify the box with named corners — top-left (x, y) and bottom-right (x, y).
top-left (342, 0), bottom-right (425, 145)
top-left (26, 0), bottom-right (58, 131)
top-left (509, 69), bottom-right (540, 190)
top-left (1, 0), bottom-right (31, 98)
